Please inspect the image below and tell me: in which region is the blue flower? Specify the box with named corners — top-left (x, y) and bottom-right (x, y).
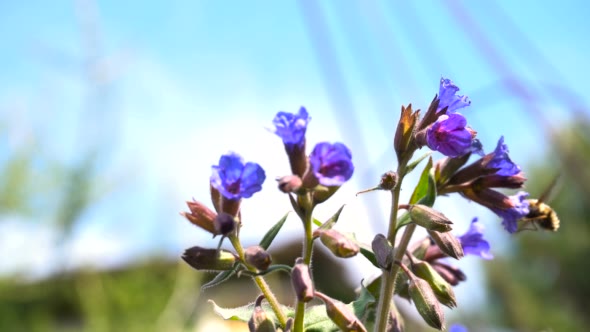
top-left (210, 152), bottom-right (266, 200)
top-left (449, 324), bottom-right (468, 332)
top-left (426, 113), bottom-right (473, 157)
top-left (491, 191), bottom-right (530, 233)
top-left (438, 78), bottom-right (471, 113)
top-left (309, 142), bottom-right (354, 186)
top-left (486, 136), bottom-right (521, 176)
top-left (272, 107), bottom-right (311, 149)
top-left (458, 218), bottom-right (493, 260)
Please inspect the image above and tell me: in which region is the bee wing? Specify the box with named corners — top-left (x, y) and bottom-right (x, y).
top-left (538, 175), bottom-right (561, 203)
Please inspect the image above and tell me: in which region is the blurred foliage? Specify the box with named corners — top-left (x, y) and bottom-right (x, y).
top-left (483, 119), bottom-right (590, 331)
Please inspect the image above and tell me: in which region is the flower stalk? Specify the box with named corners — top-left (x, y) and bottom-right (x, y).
top-left (293, 192), bottom-right (315, 332)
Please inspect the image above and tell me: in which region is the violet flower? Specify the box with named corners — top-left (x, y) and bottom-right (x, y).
top-left (309, 142), bottom-right (354, 186)
top-left (426, 113), bottom-right (473, 157)
top-left (458, 218), bottom-right (493, 260)
top-left (486, 136), bottom-right (521, 176)
top-left (438, 77), bottom-right (471, 113)
top-left (210, 152), bottom-right (266, 200)
top-left (491, 191), bottom-right (530, 233)
top-left (271, 107), bottom-right (310, 149)
top-left (449, 324), bottom-right (468, 332)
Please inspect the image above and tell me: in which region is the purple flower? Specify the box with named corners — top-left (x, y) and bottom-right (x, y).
top-left (272, 107), bottom-right (311, 149)
top-left (210, 152), bottom-right (266, 200)
top-left (458, 218), bottom-right (493, 260)
top-left (449, 324), bottom-right (468, 332)
top-left (491, 191), bottom-right (530, 233)
top-left (438, 78), bottom-right (471, 113)
top-left (309, 142), bottom-right (354, 186)
top-left (486, 136), bottom-right (521, 176)
top-left (426, 113), bottom-right (473, 157)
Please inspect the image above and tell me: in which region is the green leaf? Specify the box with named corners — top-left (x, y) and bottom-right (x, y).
top-left (417, 170), bottom-right (437, 207)
top-left (303, 305), bottom-right (339, 331)
top-left (238, 264), bottom-right (292, 277)
top-left (259, 212), bottom-right (290, 250)
top-left (405, 152), bottom-right (432, 176)
top-left (410, 157), bottom-right (433, 205)
top-left (317, 205), bottom-right (346, 231)
top-left (200, 264), bottom-right (239, 290)
top-left (358, 243), bottom-right (380, 269)
top-left (209, 299), bottom-right (294, 324)
top-left (352, 283), bottom-right (377, 330)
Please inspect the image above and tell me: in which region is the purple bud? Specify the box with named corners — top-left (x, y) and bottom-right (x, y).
top-left (458, 218), bottom-right (493, 259)
top-left (485, 136), bottom-right (521, 176)
top-left (426, 114), bottom-right (473, 158)
top-left (272, 107), bottom-right (310, 149)
top-left (438, 77), bottom-right (471, 114)
top-left (245, 246), bottom-right (272, 271)
top-left (210, 152), bottom-right (266, 200)
top-left (309, 142), bottom-right (354, 186)
top-left (491, 191), bottom-right (530, 233)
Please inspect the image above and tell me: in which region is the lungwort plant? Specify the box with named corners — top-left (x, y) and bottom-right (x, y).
top-left (179, 78), bottom-right (559, 331)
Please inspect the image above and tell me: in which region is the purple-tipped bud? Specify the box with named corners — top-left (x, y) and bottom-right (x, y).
top-left (491, 191), bottom-right (530, 233)
top-left (458, 218), bottom-right (493, 259)
top-left (214, 212), bottom-right (236, 236)
top-left (271, 107), bottom-right (311, 177)
top-left (413, 260), bottom-right (457, 308)
top-left (372, 234), bottom-right (394, 270)
top-left (409, 205), bottom-right (454, 232)
top-left (425, 113), bottom-right (474, 158)
top-left (314, 292), bottom-right (367, 332)
top-left (181, 246), bottom-right (237, 271)
top-left (484, 136), bottom-right (521, 176)
top-left (182, 200), bottom-right (217, 235)
top-left (248, 295), bottom-right (277, 332)
top-left (319, 229), bottom-right (360, 258)
top-left (291, 258), bottom-right (314, 302)
top-left (245, 246), bottom-right (272, 271)
top-left (211, 152), bottom-right (266, 200)
top-left (475, 172), bottom-right (527, 189)
top-left (379, 171), bottom-right (399, 190)
top-left (277, 175), bottom-right (303, 193)
top-left (426, 230), bottom-right (464, 260)
top-left (308, 142), bottom-right (354, 187)
top-left (394, 104), bottom-right (420, 161)
top-left (431, 262), bottom-right (467, 286)
top-left (437, 77), bottom-right (471, 114)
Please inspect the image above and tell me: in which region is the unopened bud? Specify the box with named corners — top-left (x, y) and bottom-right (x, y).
top-left (319, 229), bottom-right (360, 258)
top-left (315, 292), bottom-right (367, 332)
top-left (408, 277), bottom-right (445, 330)
top-left (214, 212), bottom-right (236, 236)
top-left (291, 258), bottom-right (314, 302)
top-left (182, 200), bottom-right (217, 234)
top-left (312, 185), bottom-right (340, 205)
top-left (431, 262), bottom-right (466, 286)
top-left (475, 172), bottom-right (527, 189)
top-left (283, 318), bottom-right (294, 332)
top-left (277, 175), bottom-right (303, 193)
top-left (379, 171), bottom-right (399, 190)
top-left (245, 246), bottom-right (272, 271)
top-left (387, 301), bottom-right (404, 332)
top-left (413, 260), bottom-right (457, 308)
top-left (427, 230), bottom-right (464, 260)
top-left (248, 295), bottom-right (277, 332)
top-left (394, 104), bottom-right (419, 161)
top-left (409, 205), bottom-right (453, 232)
top-left (181, 246), bottom-right (237, 271)
top-left (372, 234), bottom-right (394, 270)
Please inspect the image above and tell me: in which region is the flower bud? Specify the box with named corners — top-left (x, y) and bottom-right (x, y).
top-left (214, 212), bottom-right (236, 236)
top-left (431, 262), bottom-right (466, 286)
top-left (182, 200), bottom-right (217, 234)
top-left (245, 246), bottom-right (272, 271)
top-left (283, 318), bottom-right (294, 332)
top-left (291, 258), bottom-right (314, 302)
top-left (312, 185), bottom-right (340, 205)
top-left (372, 234), bottom-right (394, 270)
top-left (315, 292), bottom-right (367, 332)
top-left (248, 296), bottom-right (277, 332)
top-left (277, 175), bottom-right (303, 193)
top-left (475, 172), bottom-right (527, 189)
top-left (409, 205), bottom-right (453, 232)
top-left (394, 104), bottom-right (420, 161)
top-left (319, 229), bottom-right (360, 258)
top-left (181, 246), bottom-right (237, 271)
top-left (434, 154), bottom-right (471, 188)
top-left (408, 277), bottom-right (445, 330)
top-left (427, 230), bottom-right (464, 260)
top-left (379, 171), bottom-right (399, 190)
top-left (387, 301), bottom-right (404, 332)
top-left (412, 260), bottom-right (457, 308)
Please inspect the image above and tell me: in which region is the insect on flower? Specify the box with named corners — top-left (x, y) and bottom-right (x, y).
top-left (518, 176), bottom-right (561, 232)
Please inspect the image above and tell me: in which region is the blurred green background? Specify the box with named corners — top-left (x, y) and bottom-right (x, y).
top-left (1, 1), bottom-right (589, 331)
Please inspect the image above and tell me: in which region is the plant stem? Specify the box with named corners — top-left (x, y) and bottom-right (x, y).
top-left (229, 236), bottom-right (287, 328)
top-left (294, 193), bottom-right (314, 332)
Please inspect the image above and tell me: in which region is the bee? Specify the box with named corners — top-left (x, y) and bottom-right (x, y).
top-left (518, 176), bottom-right (560, 232)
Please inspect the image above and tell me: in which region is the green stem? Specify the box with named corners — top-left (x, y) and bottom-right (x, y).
top-left (294, 193), bottom-right (314, 332)
top-left (229, 236), bottom-right (287, 328)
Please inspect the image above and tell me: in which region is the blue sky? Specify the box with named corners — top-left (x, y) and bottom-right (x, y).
top-left (0, 0), bottom-right (589, 313)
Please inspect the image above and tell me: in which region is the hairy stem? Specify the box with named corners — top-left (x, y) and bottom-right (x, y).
top-left (294, 193), bottom-right (314, 332)
top-left (230, 236), bottom-right (287, 328)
